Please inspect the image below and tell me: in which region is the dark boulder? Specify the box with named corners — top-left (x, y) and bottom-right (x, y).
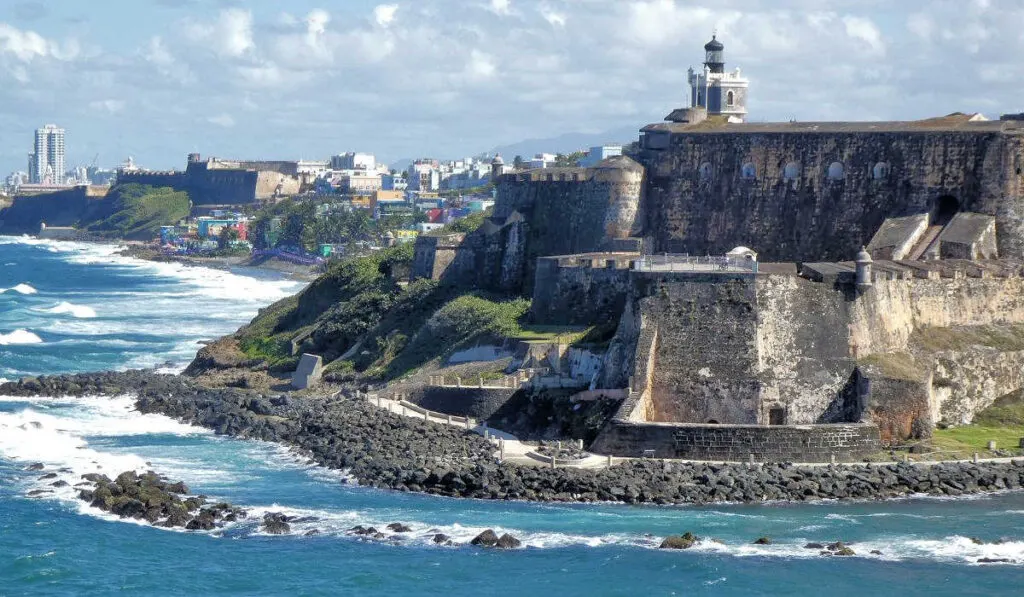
top-left (387, 523), bottom-right (412, 533)
top-left (262, 513), bottom-right (291, 535)
top-left (432, 533), bottom-right (451, 544)
top-left (753, 536), bottom-right (772, 545)
top-left (495, 534), bottom-right (522, 549)
top-left (660, 532), bottom-right (699, 549)
top-left (471, 530), bottom-right (500, 547)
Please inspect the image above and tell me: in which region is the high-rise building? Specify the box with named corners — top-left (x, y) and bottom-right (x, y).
top-left (29, 124), bottom-right (66, 185)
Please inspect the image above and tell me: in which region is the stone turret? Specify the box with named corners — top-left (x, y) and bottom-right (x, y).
top-left (491, 155), bottom-right (505, 180)
top-left (855, 246), bottom-right (873, 291)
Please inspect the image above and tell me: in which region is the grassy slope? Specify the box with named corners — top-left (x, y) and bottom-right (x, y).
top-left (930, 389), bottom-right (1024, 457)
top-left (85, 184), bottom-right (190, 240)
top-left (224, 209), bottom-right (572, 383)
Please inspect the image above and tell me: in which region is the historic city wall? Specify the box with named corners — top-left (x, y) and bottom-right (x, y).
top-left (590, 266), bottom-right (1024, 447)
top-left (589, 419), bottom-right (880, 462)
top-left (530, 254), bottom-right (635, 325)
top-left (415, 157), bottom-right (644, 294)
top-left (848, 276), bottom-right (1024, 356)
top-left (640, 130), bottom-right (1024, 260)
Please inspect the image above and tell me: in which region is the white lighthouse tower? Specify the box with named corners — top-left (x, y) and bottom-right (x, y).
top-left (686, 35), bottom-right (749, 123)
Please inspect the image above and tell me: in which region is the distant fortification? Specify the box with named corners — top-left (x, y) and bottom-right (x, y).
top-left (117, 154), bottom-right (304, 206)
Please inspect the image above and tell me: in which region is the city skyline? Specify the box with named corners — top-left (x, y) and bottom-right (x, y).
top-left (2, 0), bottom-right (1023, 176)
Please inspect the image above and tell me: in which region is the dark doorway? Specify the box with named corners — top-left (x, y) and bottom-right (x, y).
top-left (706, 419), bottom-right (720, 425)
top-left (768, 408), bottom-right (786, 426)
top-left (934, 195), bottom-right (960, 226)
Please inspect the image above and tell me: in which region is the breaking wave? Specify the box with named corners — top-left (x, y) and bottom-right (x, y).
top-left (0, 330), bottom-right (43, 346)
top-left (1, 283), bottom-right (37, 295)
top-left (37, 301), bottom-right (98, 318)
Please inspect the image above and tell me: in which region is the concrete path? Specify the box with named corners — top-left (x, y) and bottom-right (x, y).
top-left (359, 392), bottom-right (611, 469)
top-left (351, 392), bottom-right (1022, 470)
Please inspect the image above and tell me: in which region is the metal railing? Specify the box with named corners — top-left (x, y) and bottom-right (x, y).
top-left (633, 254), bottom-right (758, 274)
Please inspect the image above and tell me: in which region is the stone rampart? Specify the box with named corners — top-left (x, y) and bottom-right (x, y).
top-left (639, 126), bottom-right (1024, 260)
top-left (590, 420), bottom-right (880, 462)
top-left (530, 253), bottom-right (635, 325)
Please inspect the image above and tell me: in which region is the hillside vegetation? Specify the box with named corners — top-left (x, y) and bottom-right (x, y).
top-left (191, 213), bottom-right (540, 384)
top-left (0, 183), bottom-right (190, 240)
top-left (84, 184), bottom-right (190, 240)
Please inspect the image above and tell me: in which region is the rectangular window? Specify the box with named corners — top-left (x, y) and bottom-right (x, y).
top-left (768, 408), bottom-right (785, 426)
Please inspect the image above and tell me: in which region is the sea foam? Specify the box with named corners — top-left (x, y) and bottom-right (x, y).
top-left (0, 330), bottom-right (43, 345)
top-left (1, 283), bottom-right (38, 295)
top-left (38, 301), bottom-right (98, 318)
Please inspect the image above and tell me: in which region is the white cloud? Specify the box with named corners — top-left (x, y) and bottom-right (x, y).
top-left (489, 0), bottom-right (512, 16)
top-left (0, 23), bottom-right (78, 62)
top-left (207, 113), bottom-right (236, 128)
top-left (541, 8), bottom-right (566, 27)
top-left (906, 13), bottom-right (934, 40)
top-left (625, 1), bottom-right (713, 47)
top-left (374, 4), bottom-right (399, 27)
top-left (307, 9), bottom-right (330, 44)
top-left (89, 99), bottom-right (126, 114)
top-left (842, 15), bottom-right (884, 55)
top-left (466, 49), bottom-right (496, 80)
top-left (185, 8), bottom-right (254, 58)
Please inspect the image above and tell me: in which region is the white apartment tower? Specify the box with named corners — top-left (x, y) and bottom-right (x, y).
top-left (29, 124), bottom-right (66, 184)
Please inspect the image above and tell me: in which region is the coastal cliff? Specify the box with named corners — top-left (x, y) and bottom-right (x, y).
top-left (0, 183), bottom-right (189, 240)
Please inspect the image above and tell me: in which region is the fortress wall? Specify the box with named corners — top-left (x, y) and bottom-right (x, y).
top-left (849, 276), bottom-right (1024, 356)
top-left (754, 275), bottom-right (859, 424)
top-left (589, 420), bottom-right (880, 462)
top-left (629, 272), bottom-right (762, 424)
top-left (594, 164), bottom-right (645, 240)
top-left (117, 172), bottom-right (188, 189)
top-left (530, 256), bottom-right (634, 325)
top-left (931, 348), bottom-right (1024, 425)
top-left (643, 131), bottom-right (1018, 261)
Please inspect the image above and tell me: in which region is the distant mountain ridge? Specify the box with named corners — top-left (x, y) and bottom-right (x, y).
top-left (387, 124), bottom-right (643, 170)
top-left (486, 125), bottom-right (641, 161)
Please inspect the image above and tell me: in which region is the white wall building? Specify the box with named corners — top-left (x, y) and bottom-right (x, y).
top-left (331, 152), bottom-right (376, 171)
top-left (29, 124), bottom-right (66, 185)
top-left (578, 145), bottom-right (623, 167)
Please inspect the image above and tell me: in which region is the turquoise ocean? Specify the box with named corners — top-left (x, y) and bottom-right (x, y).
top-left (2, 235), bottom-right (1024, 596)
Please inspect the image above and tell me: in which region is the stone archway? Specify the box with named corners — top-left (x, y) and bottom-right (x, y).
top-left (934, 195), bottom-right (960, 226)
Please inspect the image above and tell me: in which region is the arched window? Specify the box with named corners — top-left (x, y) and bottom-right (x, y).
top-left (726, 90), bottom-right (735, 107)
top-left (699, 162), bottom-right (713, 181)
top-left (783, 162), bottom-right (800, 180)
top-left (828, 161), bottom-right (845, 180)
top-left (873, 162), bottom-right (889, 179)
top-left (741, 162), bottom-right (756, 180)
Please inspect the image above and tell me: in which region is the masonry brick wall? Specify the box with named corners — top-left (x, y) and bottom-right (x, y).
top-left (591, 420), bottom-right (881, 462)
top-left (640, 129), bottom-right (1024, 260)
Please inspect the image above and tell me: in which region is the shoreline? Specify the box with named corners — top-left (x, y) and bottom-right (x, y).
top-left (115, 243), bottom-right (322, 282)
top-left (0, 234), bottom-right (320, 282)
top-left (4, 371), bottom-right (1024, 507)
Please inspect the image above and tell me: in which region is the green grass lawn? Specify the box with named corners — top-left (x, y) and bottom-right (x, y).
top-left (513, 325), bottom-right (591, 343)
top-left (930, 425), bottom-right (1024, 458)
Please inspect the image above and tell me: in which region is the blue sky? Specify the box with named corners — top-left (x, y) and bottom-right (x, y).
top-left (1, 0), bottom-right (1022, 174)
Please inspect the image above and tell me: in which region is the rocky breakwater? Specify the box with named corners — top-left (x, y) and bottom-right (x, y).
top-left (6, 371), bottom-right (1024, 506)
top-left (77, 470), bottom-right (246, 530)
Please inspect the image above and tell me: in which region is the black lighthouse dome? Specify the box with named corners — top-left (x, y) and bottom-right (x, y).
top-left (704, 34), bottom-right (725, 73)
top-left (704, 35), bottom-right (724, 52)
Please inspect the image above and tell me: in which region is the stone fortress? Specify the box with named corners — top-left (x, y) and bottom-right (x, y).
top-left (117, 153), bottom-right (307, 206)
top-left (412, 36), bottom-right (1024, 462)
